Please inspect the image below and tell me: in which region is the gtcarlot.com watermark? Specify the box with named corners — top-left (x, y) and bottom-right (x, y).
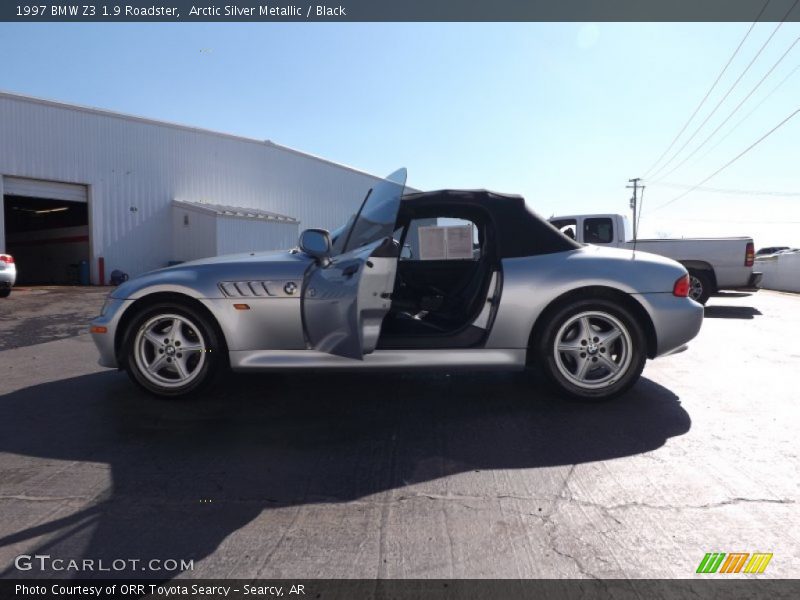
top-left (14, 554), bottom-right (194, 573)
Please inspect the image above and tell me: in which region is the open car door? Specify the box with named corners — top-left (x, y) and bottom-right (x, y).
top-left (302, 168), bottom-right (406, 359)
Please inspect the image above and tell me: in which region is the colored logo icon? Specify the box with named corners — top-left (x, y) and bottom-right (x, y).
top-left (696, 552), bottom-right (773, 574)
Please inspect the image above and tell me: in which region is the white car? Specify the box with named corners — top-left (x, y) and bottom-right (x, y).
top-left (0, 253), bottom-right (16, 298)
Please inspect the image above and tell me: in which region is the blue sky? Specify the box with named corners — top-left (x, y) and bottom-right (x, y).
top-left (1, 22), bottom-right (798, 246)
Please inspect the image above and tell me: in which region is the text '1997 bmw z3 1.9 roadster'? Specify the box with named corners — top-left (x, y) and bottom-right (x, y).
top-left (90, 169), bottom-right (703, 401)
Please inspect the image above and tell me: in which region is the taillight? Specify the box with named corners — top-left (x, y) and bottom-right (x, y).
top-left (745, 242), bottom-right (754, 267)
top-left (673, 274), bottom-right (690, 297)
top-left (0, 254), bottom-right (14, 264)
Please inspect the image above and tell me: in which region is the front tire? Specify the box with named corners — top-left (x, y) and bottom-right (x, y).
top-left (122, 303), bottom-right (223, 398)
top-left (0, 289), bottom-right (10, 298)
top-left (537, 298), bottom-right (647, 401)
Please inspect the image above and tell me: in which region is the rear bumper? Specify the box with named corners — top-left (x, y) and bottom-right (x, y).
top-left (720, 271), bottom-right (762, 292)
top-left (634, 292), bottom-right (704, 357)
top-left (747, 272), bottom-right (763, 289)
top-left (0, 270), bottom-right (16, 288)
top-left (726, 271), bottom-right (763, 292)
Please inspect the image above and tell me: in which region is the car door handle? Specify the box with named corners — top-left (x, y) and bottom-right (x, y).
top-left (342, 264), bottom-right (359, 277)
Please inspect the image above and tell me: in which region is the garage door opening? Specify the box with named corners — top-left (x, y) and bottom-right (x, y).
top-left (3, 194), bottom-right (90, 285)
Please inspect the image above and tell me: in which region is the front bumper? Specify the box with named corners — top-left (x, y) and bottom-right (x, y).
top-left (90, 297), bottom-right (133, 368)
top-left (634, 292), bottom-right (704, 357)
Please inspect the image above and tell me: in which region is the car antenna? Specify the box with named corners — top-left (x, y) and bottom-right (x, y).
top-left (627, 177), bottom-right (644, 258)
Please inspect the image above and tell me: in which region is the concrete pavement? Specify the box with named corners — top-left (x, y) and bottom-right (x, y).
top-left (0, 287), bottom-right (797, 579)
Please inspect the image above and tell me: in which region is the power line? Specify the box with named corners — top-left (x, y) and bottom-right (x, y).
top-left (648, 0), bottom-right (799, 181)
top-left (642, 0), bottom-right (772, 178)
top-left (652, 107), bottom-right (800, 211)
top-left (697, 63), bottom-right (800, 163)
top-left (645, 217), bottom-right (800, 224)
top-left (652, 35), bottom-right (799, 183)
top-left (649, 181), bottom-right (800, 197)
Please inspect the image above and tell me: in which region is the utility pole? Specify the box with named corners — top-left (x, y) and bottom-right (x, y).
top-left (627, 178), bottom-right (643, 241)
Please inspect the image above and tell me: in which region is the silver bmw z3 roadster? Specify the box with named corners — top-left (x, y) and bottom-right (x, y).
top-left (91, 168), bottom-right (703, 401)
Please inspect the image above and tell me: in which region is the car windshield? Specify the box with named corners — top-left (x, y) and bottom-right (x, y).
top-left (330, 168), bottom-right (407, 255)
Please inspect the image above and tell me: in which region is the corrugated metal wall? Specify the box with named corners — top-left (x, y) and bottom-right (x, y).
top-left (0, 92), bottom-right (385, 281)
top-left (216, 216), bottom-right (298, 257)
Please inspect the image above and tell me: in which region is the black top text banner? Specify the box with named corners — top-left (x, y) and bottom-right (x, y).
top-left (3, 0), bottom-right (800, 23)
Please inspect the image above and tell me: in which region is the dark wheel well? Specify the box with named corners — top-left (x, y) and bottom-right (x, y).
top-left (527, 286), bottom-right (658, 362)
top-left (679, 261), bottom-right (717, 292)
top-left (115, 292), bottom-right (229, 366)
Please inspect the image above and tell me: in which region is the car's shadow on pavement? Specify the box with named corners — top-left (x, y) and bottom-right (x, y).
top-left (0, 370), bottom-right (690, 579)
top-left (704, 305), bottom-right (762, 319)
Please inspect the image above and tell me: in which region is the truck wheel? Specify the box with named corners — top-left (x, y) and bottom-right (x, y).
top-left (537, 298), bottom-right (647, 401)
top-left (0, 289), bottom-right (10, 298)
top-left (122, 303), bottom-right (223, 398)
top-left (688, 270), bottom-right (712, 304)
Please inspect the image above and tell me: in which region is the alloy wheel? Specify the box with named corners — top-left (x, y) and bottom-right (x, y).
top-left (553, 311), bottom-right (633, 390)
top-left (133, 314), bottom-right (207, 389)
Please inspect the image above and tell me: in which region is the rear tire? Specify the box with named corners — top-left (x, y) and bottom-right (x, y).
top-left (121, 302), bottom-right (223, 398)
top-left (688, 270), bottom-right (713, 304)
top-left (537, 298), bottom-right (647, 401)
top-left (0, 289), bottom-right (10, 298)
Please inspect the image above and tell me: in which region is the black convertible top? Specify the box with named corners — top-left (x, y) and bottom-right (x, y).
top-left (400, 189), bottom-right (580, 258)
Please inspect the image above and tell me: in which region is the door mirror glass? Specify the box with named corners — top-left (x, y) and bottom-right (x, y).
top-left (400, 244), bottom-right (413, 260)
top-left (299, 229), bottom-right (332, 261)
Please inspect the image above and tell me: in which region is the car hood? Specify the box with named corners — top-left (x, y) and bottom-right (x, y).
top-left (110, 250), bottom-right (313, 299)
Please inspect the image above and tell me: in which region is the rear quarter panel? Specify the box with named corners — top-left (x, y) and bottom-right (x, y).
top-left (486, 246), bottom-right (687, 350)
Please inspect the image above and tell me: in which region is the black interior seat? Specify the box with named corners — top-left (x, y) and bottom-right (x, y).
top-left (426, 257), bottom-right (492, 329)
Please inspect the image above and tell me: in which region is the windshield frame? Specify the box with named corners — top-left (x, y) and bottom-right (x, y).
top-left (330, 168), bottom-right (407, 256)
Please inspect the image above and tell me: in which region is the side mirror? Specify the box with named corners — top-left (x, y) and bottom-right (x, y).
top-left (400, 244), bottom-right (413, 260)
top-left (299, 228), bottom-right (332, 264)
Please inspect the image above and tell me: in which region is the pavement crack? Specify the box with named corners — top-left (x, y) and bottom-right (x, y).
top-left (549, 546), bottom-right (601, 580)
top-left (573, 496), bottom-right (797, 513)
top-left (0, 494), bottom-right (90, 502)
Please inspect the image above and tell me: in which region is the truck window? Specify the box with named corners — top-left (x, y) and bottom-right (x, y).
top-left (584, 218), bottom-right (613, 244)
top-left (550, 218), bottom-right (577, 241)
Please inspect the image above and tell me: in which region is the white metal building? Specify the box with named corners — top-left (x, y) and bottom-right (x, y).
top-left (0, 91), bottom-right (387, 284)
top-left (172, 200), bottom-right (299, 263)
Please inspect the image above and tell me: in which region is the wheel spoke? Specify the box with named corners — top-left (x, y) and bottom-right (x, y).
top-left (169, 318), bottom-right (183, 344)
top-left (179, 343), bottom-right (204, 353)
top-left (579, 317), bottom-right (592, 340)
top-left (147, 354), bottom-right (168, 374)
top-left (575, 358), bottom-right (592, 381)
top-left (143, 329), bottom-right (163, 347)
top-left (558, 336), bottom-right (582, 356)
top-left (173, 356), bottom-right (188, 380)
top-left (597, 354), bottom-right (620, 375)
top-left (598, 327), bottom-right (622, 347)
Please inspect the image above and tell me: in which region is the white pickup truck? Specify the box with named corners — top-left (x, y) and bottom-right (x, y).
top-left (549, 213), bottom-right (762, 304)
